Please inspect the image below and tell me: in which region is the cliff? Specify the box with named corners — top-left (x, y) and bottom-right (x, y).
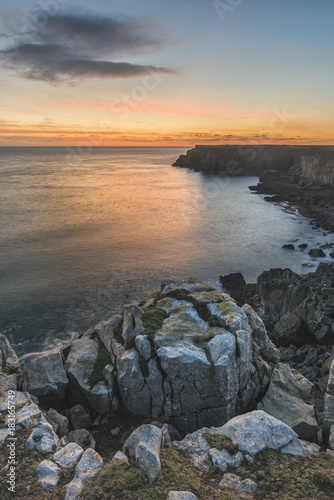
top-left (174, 145), bottom-right (334, 186)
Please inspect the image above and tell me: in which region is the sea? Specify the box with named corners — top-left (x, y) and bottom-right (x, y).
top-left (1, 146), bottom-right (333, 356)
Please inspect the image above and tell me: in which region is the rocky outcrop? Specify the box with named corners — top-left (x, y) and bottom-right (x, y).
top-left (257, 363), bottom-right (317, 440)
top-left (0, 334), bottom-right (21, 396)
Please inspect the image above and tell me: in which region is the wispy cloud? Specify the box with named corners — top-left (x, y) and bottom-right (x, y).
top-left (0, 13), bottom-right (175, 83)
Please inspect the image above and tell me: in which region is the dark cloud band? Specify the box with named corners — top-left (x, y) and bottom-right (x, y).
top-left (1, 13), bottom-right (174, 82)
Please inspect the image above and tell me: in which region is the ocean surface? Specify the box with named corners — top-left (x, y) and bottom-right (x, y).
top-left (1, 146), bottom-right (333, 356)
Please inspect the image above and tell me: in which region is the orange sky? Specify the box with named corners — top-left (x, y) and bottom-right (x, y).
top-left (1, 1), bottom-right (334, 146)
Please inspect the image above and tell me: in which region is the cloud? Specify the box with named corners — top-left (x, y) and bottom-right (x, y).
top-left (0, 13), bottom-right (175, 83)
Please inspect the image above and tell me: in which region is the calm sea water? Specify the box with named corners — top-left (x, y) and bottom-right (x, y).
top-left (1, 146), bottom-right (333, 355)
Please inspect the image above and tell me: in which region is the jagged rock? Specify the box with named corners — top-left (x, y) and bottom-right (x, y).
top-left (327, 359), bottom-right (334, 397)
top-left (53, 443), bottom-right (84, 468)
top-left (309, 248), bottom-right (326, 257)
top-left (0, 374), bottom-right (17, 396)
top-left (174, 411), bottom-right (299, 468)
top-left (221, 410), bottom-right (298, 457)
top-left (95, 314), bottom-right (122, 353)
top-left (7, 402), bottom-right (44, 430)
top-left (46, 408), bottom-right (69, 437)
top-left (272, 313), bottom-right (309, 347)
top-left (122, 304), bottom-right (145, 345)
top-left (208, 448), bottom-right (244, 472)
top-left (0, 391), bottom-right (32, 413)
top-left (22, 348), bottom-right (68, 401)
top-left (26, 421), bottom-right (59, 454)
top-left (66, 429), bottom-right (96, 450)
top-left (36, 460), bottom-right (60, 490)
top-left (67, 404), bottom-right (92, 430)
top-left (65, 338), bottom-right (113, 415)
top-left (112, 451), bottom-right (129, 465)
top-left (123, 424), bottom-right (163, 482)
top-left (280, 438), bottom-right (309, 457)
top-left (329, 425), bottom-right (334, 450)
top-left (65, 448), bottom-right (103, 499)
top-left (0, 334), bottom-right (20, 374)
top-left (324, 394), bottom-right (334, 435)
top-left (257, 363), bottom-right (317, 440)
top-left (114, 280), bottom-right (279, 433)
top-left (167, 493), bottom-right (198, 500)
top-left (0, 428), bottom-right (10, 447)
top-left (300, 440), bottom-right (321, 456)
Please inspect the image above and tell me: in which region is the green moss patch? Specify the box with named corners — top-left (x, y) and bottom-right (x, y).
top-left (141, 307), bottom-right (169, 339)
top-left (87, 340), bottom-right (112, 389)
top-left (203, 433), bottom-right (239, 455)
top-left (312, 472), bottom-right (334, 492)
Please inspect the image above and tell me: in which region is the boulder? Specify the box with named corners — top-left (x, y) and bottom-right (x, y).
top-left (26, 421), bottom-right (59, 454)
top-left (272, 313), bottom-right (310, 347)
top-left (174, 410), bottom-right (299, 469)
top-left (46, 408), bottom-right (69, 437)
top-left (257, 363), bottom-right (317, 440)
top-left (36, 460), bottom-right (60, 491)
top-left (329, 425), bottom-right (334, 450)
top-left (309, 248), bottom-right (326, 257)
top-left (282, 244), bottom-right (295, 250)
top-left (0, 391), bottom-right (32, 414)
top-left (0, 334), bottom-right (20, 374)
top-left (324, 394), bottom-right (334, 435)
top-left (66, 429), bottom-right (96, 450)
top-left (112, 451), bottom-right (129, 465)
top-left (327, 359), bottom-right (334, 397)
top-left (65, 338), bottom-right (114, 415)
top-left (208, 447), bottom-right (244, 472)
top-left (53, 443), bottom-right (84, 468)
top-left (122, 304), bottom-right (145, 345)
top-left (0, 374), bottom-right (17, 396)
top-left (167, 493), bottom-right (198, 500)
top-left (95, 314), bottom-right (122, 353)
top-left (22, 348), bottom-right (68, 401)
top-left (65, 448), bottom-right (103, 499)
top-left (219, 473), bottom-right (258, 494)
top-left (113, 279), bottom-right (279, 433)
top-left (123, 424), bottom-right (163, 482)
top-left (7, 402), bottom-right (44, 430)
top-left (67, 404), bottom-right (92, 430)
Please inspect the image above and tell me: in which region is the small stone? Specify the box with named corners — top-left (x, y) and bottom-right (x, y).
top-left (36, 460), bottom-right (60, 491)
top-left (166, 492), bottom-right (198, 500)
top-left (53, 443), bottom-right (84, 468)
top-left (236, 478), bottom-right (258, 494)
top-left (110, 427), bottom-right (121, 437)
top-left (112, 451), bottom-right (129, 465)
top-left (308, 248), bottom-right (326, 257)
top-left (219, 473), bottom-right (241, 489)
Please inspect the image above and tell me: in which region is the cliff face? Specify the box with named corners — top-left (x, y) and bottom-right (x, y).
top-left (300, 155), bottom-right (334, 187)
top-left (174, 145), bottom-right (334, 186)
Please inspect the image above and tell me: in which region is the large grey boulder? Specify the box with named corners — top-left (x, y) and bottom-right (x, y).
top-left (257, 363), bottom-right (317, 440)
top-left (0, 374), bottom-right (17, 396)
top-left (36, 460), bottom-right (60, 491)
top-left (272, 313), bottom-right (308, 347)
top-left (22, 348), bottom-right (68, 401)
top-left (26, 421), bottom-right (59, 454)
top-left (123, 424), bottom-right (163, 482)
top-left (112, 279), bottom-right (279, 433)
top-left (65, 338), bottom-right (116, 415)
top-left (6, 402), bottom-right (44, 430)
top-left (173, 410), bottom-right (301, 469)
top-left (0, 391), bottom-right (32, 414)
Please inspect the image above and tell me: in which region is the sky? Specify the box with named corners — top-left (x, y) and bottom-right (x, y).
top-left (0, 0), bottom-right (334, 146)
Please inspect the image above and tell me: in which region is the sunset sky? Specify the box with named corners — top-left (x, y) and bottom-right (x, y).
top-left (1, 0), bottom-right (334, 146)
